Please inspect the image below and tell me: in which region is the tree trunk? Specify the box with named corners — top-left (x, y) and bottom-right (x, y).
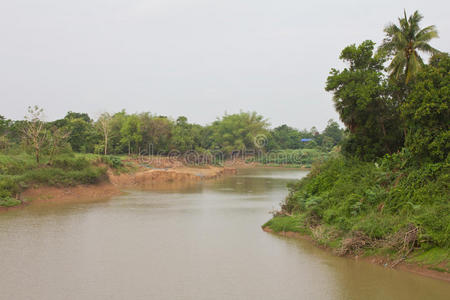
top-left (35, 147), bottom-right (40, 164)
top-left (379, 120), bottom-right (392, 153)
top-left (104, 135), bottom-right (108, 155)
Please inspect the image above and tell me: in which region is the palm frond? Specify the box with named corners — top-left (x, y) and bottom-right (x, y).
top-left (414, 41), bottom-right (440, 55)
top-left (381, 10), bottom-right (440, 83)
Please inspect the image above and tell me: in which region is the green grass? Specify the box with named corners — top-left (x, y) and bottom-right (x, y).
top-left (263, 215), bottom-right (309, 234)
top-left (0, 152), bottom-right (114, 207)
top-left (408, 248), bottom-right (449, 265)
top-left (0, 197), bottom-right (21, 207)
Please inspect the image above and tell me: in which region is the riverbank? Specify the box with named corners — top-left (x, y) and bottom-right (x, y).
top-left (262, 154), bottom-right (450, 282)
top-left (1, 153), bottom-right (315, 210)
top-left (0, 164), bottom-right (237, 211)
top-left (0, 152), bottom-right (314, 209)
top-left (108, 165), bottom-right (237, 187)
top-left (262, 225), bottom-right (450, 282)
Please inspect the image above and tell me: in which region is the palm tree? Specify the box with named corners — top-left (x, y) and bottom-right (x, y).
top-left (379, 10), bottom-right (439, 83)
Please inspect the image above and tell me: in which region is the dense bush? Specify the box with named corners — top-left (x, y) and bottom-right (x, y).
top-left (101, 155), bottom-right (123, 169)
top-left (280, 155), bottom-right (449, 248)
top-left (0, 153), bottom-right (37, 175)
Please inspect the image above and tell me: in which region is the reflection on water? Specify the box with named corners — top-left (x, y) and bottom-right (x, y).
top-left (0, 168), bottom-right (448, 300)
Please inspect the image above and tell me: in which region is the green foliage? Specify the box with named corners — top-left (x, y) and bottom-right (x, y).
top-left (21, 166), bottom-right (106, 186)
top-left (0, 197), bottom-right (21, 207)
top-left (276, 155), bottom-right (449, 251)
top-left (170, 116), bottom-right (203, 153)
top-left (321, 120), bottom-right (344, 150)
top-left (251, 149), bottom-right (328, 167)
top-left (120, 114), bottom-right (142, 154)
top-left (379, 10), bottom-right (440, 83)
top-left (137, 113), bottom-right (173, 155)
top-left (101, 155), bottom-right (123, 169)
top-left (326, 40), bottom-right (403, 160)
top-left (209, 112), bottom-right (270, 155)
top-left (409, 248), bottom-right (449, 266)
top-left (56, 112), bottom-right (98, 153)
top-left (52, 155), bottom-right (90, 170)
top-left (2, 105), bottom-right (343, 159)
top-left (268, 125), bottom-right (305, 149)
top-left (0, 153), bottom-right (37, 175)
top-left (262, 215), bottom-right (308, 234)
top-left (401, 53), bottom-right (450, 162)
top-left (0, 153), bottom-right (107, 207)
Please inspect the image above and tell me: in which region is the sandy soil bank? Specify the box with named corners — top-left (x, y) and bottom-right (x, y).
top-left (0, 166), bottom-right (236, 210)
top-left (21, 182), bottom-right (123, 205)
top-left (262, 226), bottom-right (450, 282)
top-left (108, 166), bottom-right (236, 187)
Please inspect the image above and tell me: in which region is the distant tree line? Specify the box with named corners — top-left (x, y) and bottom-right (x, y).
top-left (0, 110), bottom-right (344, 163)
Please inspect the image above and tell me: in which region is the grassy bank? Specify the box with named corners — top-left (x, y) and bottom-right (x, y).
top-left (263, 154), bottom-right (449, 273)
top-left (0, 153), bottom-right (126, 207)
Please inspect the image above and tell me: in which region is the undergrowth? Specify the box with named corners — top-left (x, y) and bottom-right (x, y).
top-left (264, 153), bottom-right (450, 270)
top-left (0, 152), bottom-right (116, 207)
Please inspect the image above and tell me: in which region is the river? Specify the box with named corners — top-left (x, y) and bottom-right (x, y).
top-left (0, 168), bottom-right (448, 299)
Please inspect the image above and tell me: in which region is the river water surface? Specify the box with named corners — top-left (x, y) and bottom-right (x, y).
top-left (0, 168), bottom-right (449, 299)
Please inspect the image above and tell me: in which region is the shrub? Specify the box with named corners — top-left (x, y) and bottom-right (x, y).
top-left (52, 155), bottom-right (90, 170)
top-left (101, 155), bottom-right (123, 169)
top-left (277, 155), bottom-right (449, 251)
top-left (0, 197), bottom-right (21, 207)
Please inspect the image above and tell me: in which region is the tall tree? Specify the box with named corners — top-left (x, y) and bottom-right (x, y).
top-left (22, 106), bottom-right (47, 163)
top-left (97, 112), bottom-right (112, 155)
top-left (120, 115), bottom-right (142, 155)
top-left (47, 126), bottom-right (71, 165)
top-left (326, 41), bottom-right (403, 160)
top-left (321, 119), bottom-right (344, 148)
top-left (57, 112), bottom-right (97, 152)
top-left (401, 53), bottom-right (450, 162)
top-left (171, 116), bottom-right (197, 153)
top-left (210, 112), bottom-right (269, 155)
top-left (269, 125), bottom-right (303, 150)
top-left (379, 10), bottom-right (439, 84)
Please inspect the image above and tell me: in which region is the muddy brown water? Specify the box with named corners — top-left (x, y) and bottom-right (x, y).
top-left (0, 168), bottom-right (449, 299)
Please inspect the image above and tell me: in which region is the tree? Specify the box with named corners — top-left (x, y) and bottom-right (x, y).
top-left (97, 112), bottom-right (112, 155)
top-left (109, 110), bottom-right (127, 154)
top-left (171, 116), bottom-right (197, 153)
top-left (210, 112), bottom-right (269, 155)
top-left (0, 115), bottom-right (8, 135)
top-left (58, 112), bottom-right (97, 152)
top-left (0, 116), bottom-right (11, 151)
top-left (321, 119), bottom-right (344, 148)
top-left (401, 53), bottom-right (450, 162)
top-left (269, 125), bottom-right (303, 150)
top-left (120, 115), bottom-right (142, 155)
top-left (379, 10), bottom-right (439, 84)
top-left (326, 41), bottom-right (403, 160)
top-left (22, 106), bottom-right (47, 163)
top-left (140, 115), bottom-right (173, 155)
top-left (47, 126), bottom-right (71, 165)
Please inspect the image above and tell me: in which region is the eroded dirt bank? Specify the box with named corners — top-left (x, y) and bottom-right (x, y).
top-left (108, 166), bottom-right (236, 187)
top-left (262, 226), bottom-right (450, 282)
top-left (21, 182), bottom-right (123, 205)
top-left (3, 166), bottom-right (237, 210)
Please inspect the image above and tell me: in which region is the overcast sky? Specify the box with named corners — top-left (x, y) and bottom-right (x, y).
top-left (0, 0), bottom-right (448, 130)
